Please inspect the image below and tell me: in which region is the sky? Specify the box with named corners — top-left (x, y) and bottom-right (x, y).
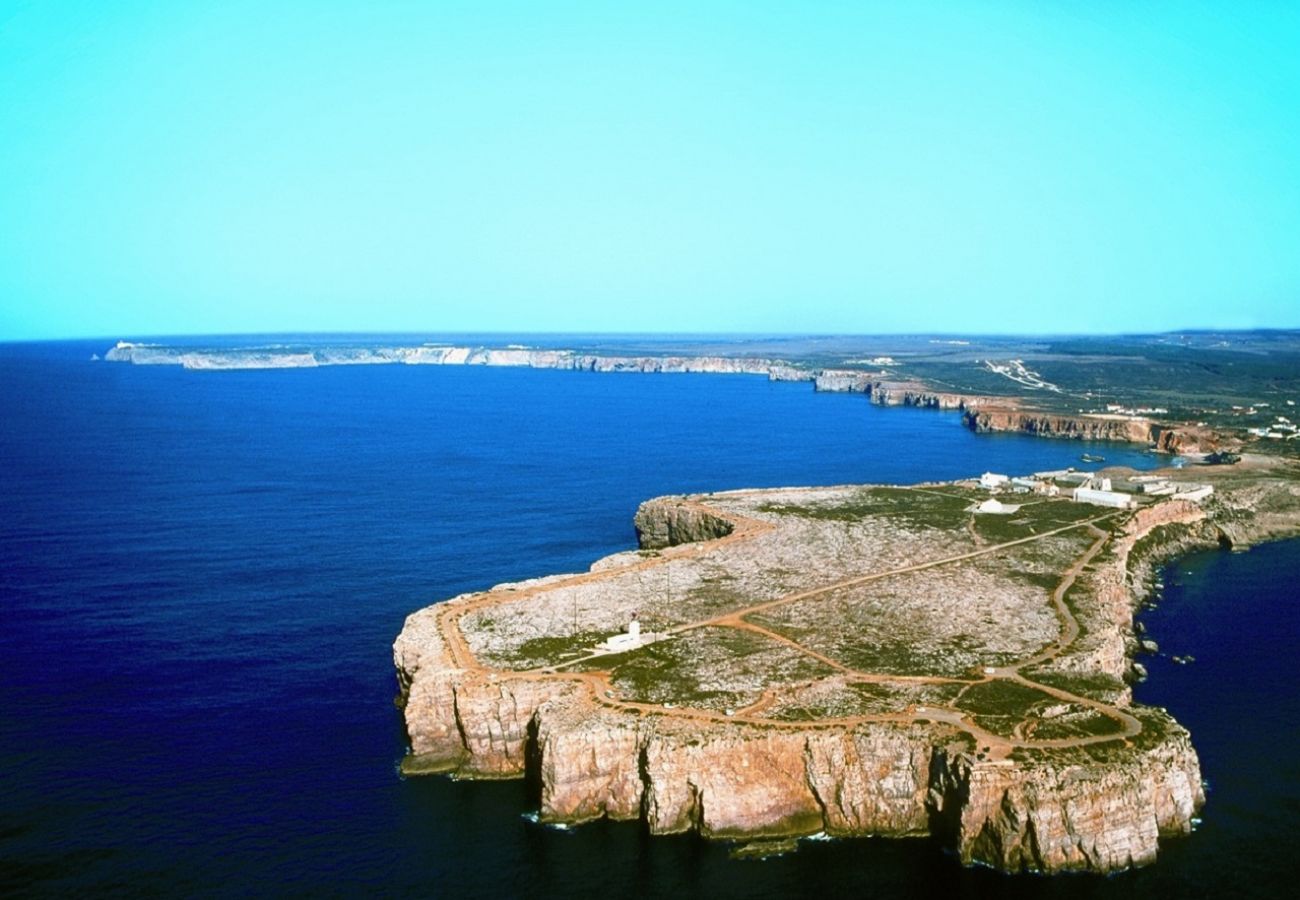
top-left (1, 1), bottom-right (1298, 340)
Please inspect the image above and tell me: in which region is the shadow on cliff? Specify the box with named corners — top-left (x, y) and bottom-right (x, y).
top-left (524, 716), bottom-right (543, 809)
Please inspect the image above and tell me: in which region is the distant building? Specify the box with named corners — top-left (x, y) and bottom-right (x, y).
top-left (980, 472), bottom-right (1010, 490)
top-left (1056, 472), bottom-right (1096, 487)
top-left (1116, 477), bottom-right (1173, 495)
top-left (1073, 487), bottom-right (1136, 509)
top-left (1177, 485), bottom-right (1215, 503)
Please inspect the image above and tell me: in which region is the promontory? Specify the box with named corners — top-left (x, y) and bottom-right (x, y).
top-left (394, 454), bottom-right (1300, 873)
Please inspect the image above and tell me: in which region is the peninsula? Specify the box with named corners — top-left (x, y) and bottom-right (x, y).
top-left (395, 455), bottom-right (1300, 873)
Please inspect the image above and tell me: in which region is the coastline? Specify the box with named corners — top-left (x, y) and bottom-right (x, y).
top-left (392, 457), bottom-right (1300, 873)
top-left (102, 340), bottom-right (1228, 455)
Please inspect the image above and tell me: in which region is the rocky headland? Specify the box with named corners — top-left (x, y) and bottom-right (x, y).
top-left (394, 456), bottom-right (1300, 873)
top-left (107, 340), bottom-right (1252, 457)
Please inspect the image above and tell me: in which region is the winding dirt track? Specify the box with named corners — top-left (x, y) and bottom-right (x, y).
top-left (434, 491), bottom-right (1140, 755)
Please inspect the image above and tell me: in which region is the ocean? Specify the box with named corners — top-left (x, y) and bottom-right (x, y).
top-left (1, 340), bottom-right (1295, 898)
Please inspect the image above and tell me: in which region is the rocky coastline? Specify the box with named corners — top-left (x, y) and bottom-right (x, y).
top-left (107, 340), bottom-right (1233, 454)
top-left (391, 461), bottom-right (1300, 873)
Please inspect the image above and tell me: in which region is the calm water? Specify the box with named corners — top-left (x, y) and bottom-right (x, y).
top-left (1, 340), bottom-right (1293, 898)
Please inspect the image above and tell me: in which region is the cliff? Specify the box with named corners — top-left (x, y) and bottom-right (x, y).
top-left (104, 341), bottom-right (783, 375)
top-left (395, 628), bottom-right (1202, 872)
top-left (107, 339), bottom-right (1238, 455)
top-left (963, 407), bottom-right (1231, 454)
top-left (812, 371), bottom-right (976, 410)
top-left (387, 466), bottom-right (1300, 874)
top-left (633, 499), bottom-right (736, 549)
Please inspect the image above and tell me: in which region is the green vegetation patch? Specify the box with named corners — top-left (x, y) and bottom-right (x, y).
top-left (971, 498), bottom-right (1105, 545)
top-left (1028, 709), bottom-right (1126, 741)
top-left (769, 680), bottom-right (966, 722)
top-left (671, 572), bottom-right (756, 621)
top-left (1020, 668), bottom-right (1128, 703)
top-left (1009, 706), bottom-right (1183, 765)
top-left (955, 679), bottom-right (1060, 737)
top-left (750, 610), bottom-right (1020, 679)
top-left (505, 631), bottom-right (611, 668)
top-left (591, 626), bottom-right (835, 712)
top-left (757, 487), bottom-right (974, 531)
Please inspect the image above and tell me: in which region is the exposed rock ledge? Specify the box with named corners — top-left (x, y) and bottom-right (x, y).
top-left (962, 407), bottom-right (1230, 455)
top-left (392, 463), bottom-right (1300, 873)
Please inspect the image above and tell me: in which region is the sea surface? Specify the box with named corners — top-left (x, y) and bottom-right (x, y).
top-left (1, 340), bottom-right (1295, 898)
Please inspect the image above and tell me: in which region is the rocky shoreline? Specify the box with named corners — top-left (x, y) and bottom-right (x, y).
top-left (391, 461), bottom-right (1300, 872)
top-left (107, 340), bottom-right (1229, 454)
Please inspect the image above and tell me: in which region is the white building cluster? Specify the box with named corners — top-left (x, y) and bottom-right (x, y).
top-left (976, 467), bottom-right (1214, 510)
top-left (1247, 416), bottom-right (1299, 440)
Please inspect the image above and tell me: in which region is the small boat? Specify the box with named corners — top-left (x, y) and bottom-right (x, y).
top-left (1080, 453), bottom-right (1105, 463)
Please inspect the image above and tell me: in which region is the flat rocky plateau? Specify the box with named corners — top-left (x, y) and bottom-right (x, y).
top-left (394, 456), bottom-right (1300, 873)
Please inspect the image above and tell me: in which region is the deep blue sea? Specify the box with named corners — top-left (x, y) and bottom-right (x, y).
top-left (2, 340), bottom-right (1296, 898)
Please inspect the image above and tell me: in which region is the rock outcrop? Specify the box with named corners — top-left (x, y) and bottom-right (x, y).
top-left (633, 498), bottom-right (736, 549)
top-left (812, 371), bottom-right (977, 410)
top-left (963, 407), bottom-right (1234, 454)
top-left (939, 721), bottom-right (1203, 872)
top-left (963, 408), bottom-right (1157, 443)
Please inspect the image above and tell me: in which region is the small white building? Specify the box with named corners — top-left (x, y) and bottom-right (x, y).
top-left (1178, 485), bottom-right (1215, 503)
top-left (980, 472), bottom-right (1010, 490)
top-left (1073, 487), bottom-right (1136, 510)
top-left (975, 498), bottom-right (1019, 515)
top-left (596, 613), bottom-right (650, 653)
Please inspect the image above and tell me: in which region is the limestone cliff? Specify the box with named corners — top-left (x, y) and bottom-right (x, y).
top-left (633, 498), bottom-right (736, 549)
top-left (963, 407), bottom-right (1230, 453)
top-left (938, 719), bottom-right (1203, 872)
top-left (395, 627), bottom-right (1204, 873)
top-left (812, 371), bottom-right (976, 410)
top-left (109, 339), bottom-right (1235, 455)
top-left (385, 471), bottom-right (1300, 873)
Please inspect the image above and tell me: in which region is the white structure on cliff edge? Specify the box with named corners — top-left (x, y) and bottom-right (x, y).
top-left (596, 612), bottom-right (650, 653)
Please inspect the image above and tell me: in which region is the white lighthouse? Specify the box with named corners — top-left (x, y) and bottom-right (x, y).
top-left (596, 611), bottom-right (649, 653)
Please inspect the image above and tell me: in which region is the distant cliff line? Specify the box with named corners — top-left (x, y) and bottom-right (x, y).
top-left (104, 341), bottom-right (1223, 453)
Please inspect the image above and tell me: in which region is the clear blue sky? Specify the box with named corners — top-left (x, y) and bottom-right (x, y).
top-left (2, 1), bottom-right (1297, 340)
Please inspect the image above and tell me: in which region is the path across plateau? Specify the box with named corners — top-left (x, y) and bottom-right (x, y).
top-left (434, 489), bottom-right (1138, 760)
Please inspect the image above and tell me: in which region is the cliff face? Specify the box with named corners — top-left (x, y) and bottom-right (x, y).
top-left (962, 407), bottom-right (1233, 453)
top-left (940, 727), bottom-right (1203, 872)
top-left (812, 371), bottom-right (973, 410)
top-left (104, 341), bottom-right (781, 375)
top-left (633, 498), bottom-right (736, 549)
top-left (964, 408), bottom-right (1156, 443)
top-left (537, 706), bottom-right (945, 838)
top-left (395, 626), bottom-right (1204, 873)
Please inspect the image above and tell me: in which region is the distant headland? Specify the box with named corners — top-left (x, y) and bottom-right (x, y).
top-left (103, 331), bottom-right (1300, 460)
